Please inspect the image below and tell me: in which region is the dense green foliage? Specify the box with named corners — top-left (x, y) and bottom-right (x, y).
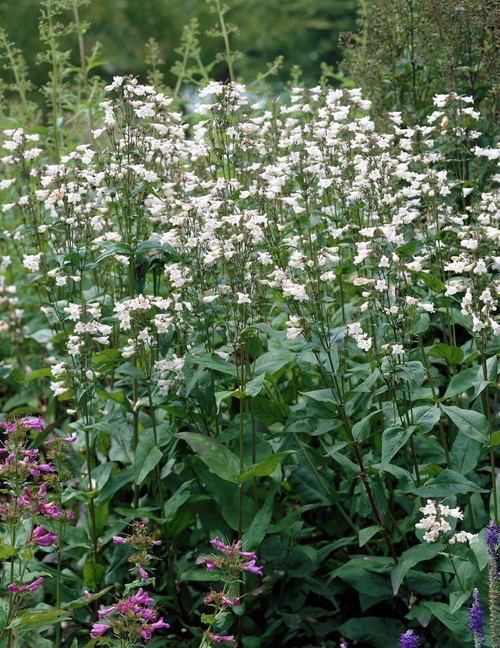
top-left (0, 2), bottom-right (499, 648)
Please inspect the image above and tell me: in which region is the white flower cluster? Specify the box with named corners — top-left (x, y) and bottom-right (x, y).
top-left (415, 499), bottom-right (478, 545)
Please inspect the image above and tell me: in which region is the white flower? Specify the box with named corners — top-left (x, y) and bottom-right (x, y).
top-left (23, 253), bottom-right (42, 272)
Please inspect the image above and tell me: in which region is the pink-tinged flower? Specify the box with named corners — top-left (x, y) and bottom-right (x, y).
top-left (239, 551), bottom-right (257, 560)
top-left (30, 525), bottom-right (57, 547)
top-left (140, 628), bottom-right (154, 642)
top-left (210, 634), bottom-right (234, 643)
top-left (204, 594), bottom-right (215, 604)
top-left (152, 539), bottom-right (162, 545)
top-left (37, 500), bottom-right (62, 518)
top-left (98, 605), bottom-right (115, 619)
top-left (243, 559), bottom-right (263, 576)
top-left (5, 423), bottom-right (16, 434)
top-left (134, 588), bottom-right (154, 605)
top-left (210, 536), bottom-right (229, 551)
top-left (137, 564), bottom-right (149, 581)
top-left (140, 607), bottom-right (156, 621)
top-left (26, 577), bottom-right (44, 592)
top-left (66, 511), bottom-right (75, 520)
top-left (205, 557), bottom-right (216, 571)
top-left (8, 583), bottom-right (26, 593)
top-left (113, 535), bottom-right (126, 544)
top-left (23, 416), bottom-right (45, 431)
top-left (151, 617), bottom-right (169, 630)
top-left (90, 622), bottom-right (109, 638)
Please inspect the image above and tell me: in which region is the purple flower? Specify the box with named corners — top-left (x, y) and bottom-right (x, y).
top-left (113, 535), bottom-right (126, 544)
top-left (98, 605), bottom-right (115, 619)
top-left (30, 525), bottom-right (57, 547)
top-left (90, 622), bottom-right (109, 638)
top-left (5, 423), bottom-right (16, 434)
top-left (243, 559), bottom-right (263, 576)
top-left (469, 588), bottom-right (485, 643)
top-left (151, 617), bottom-right (169, 630)
top-left (27, 577), bottom-right (44, 592)
top-left (400, 630), bottom-right (419, 648)
top-left (487, 520), bottom-right (499, 553)
top-left (210, 634), bottom-right (234, 643)
top-left (205, 557), bottom-right (216, 571)
top-left (137, 564), bottom-right (149, 581)
top-left (23, 416), bottom-right (45, 431)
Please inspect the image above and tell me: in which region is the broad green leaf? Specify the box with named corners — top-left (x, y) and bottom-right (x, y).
top-left (391, 542), bottom-right (444, 594)
top-left (412, 469), bottom-right (487, 497)
top-left (443, 367), bottom-right (478, 399)
top-left (449, 590), bottom-right (470, 614)
top-left (359, 525), bottom-right (382, 547)
top-left (27, 329), bottom-right (54, 344)
top-left (428, 343), bottom-right (464, 364)
top-left (239, 452), bottom-right (294, 484)
top-left (381, 426), bottom-right (415, 466)
top-left (338, 617), bottom-right (405, 648)
top-left (410, 406), bottom-right (440, 433)
top-left (83, 557), bottom-right (106, 590)
top-left (301, 389), bottom-right (337, 405)
top-left (416, 271), bottom-right (445, 292)
top-left (243, 483), bottom-right (279, 548)
top-left (395, 361), bottom-right (425, 388)
top-left (97, 466), bottom-right (134, 502)
top-left (352, 411), bottom-right (380, 442)
top-left (440, 404), bottom-right (488, 443)
top-left (135, 444), bottom-right (163, 485)
top-left (164, 481), bottom-right (193, 521)
top-left (24, 368), bottom-right (52, 383)
top-left (252, 348), bottom-right (296, 375)
top-left (65, 586), bottom-right (113, 610)
top-left (0, 542), bottom-right (16, 560)
top-left (175, 432), bottom-right (240, 483)
top-left (7, 608), bottom-right (71, 632)
top-left (422, 601), bottom-right (471, 642)
top-left (194, 353), bottom-right (238, 377)
top-left (245, 372), bottom-right (266, 398)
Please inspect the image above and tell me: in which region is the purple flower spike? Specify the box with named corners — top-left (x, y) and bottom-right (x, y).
top-left (400, 629), bottom-right (419, 648)
top-left (486, 520), bottom-right (499, 553)
top-left (469, 588), bottom-right (485, 643)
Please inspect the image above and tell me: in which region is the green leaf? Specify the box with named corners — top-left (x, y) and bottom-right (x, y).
top-left (243, 484), bottom-right (278, 549)
top-left (428, 343), bottom-right (464, 365)
top-left (301, 389), bottom-right (337, 405)
top-left (239, 452), bottom-right (294, 484)
top-left (134, 443), bottom-right (163, 485)
top-left (338, 617), bottom-right (405, 648)
top-left (359, 525), bottom-right (382, 547)
top-left (252, 348), bottom-right (296, 375)
top-left (194, 353), bottom-right (238, 377)
top-left (24, 368), bottom-right (52, 383)
top-left (0, 542), bottom-right (16, 560)
top-left (391, 543), bottom-right (444, 594)
top-left (27, 329), bottom-right (54, 344)
top-left (412, 469), bottom-right (487, 497)
top-left (410, 406), bottom-right (440, 434)
top-left (381, 426), bottom-right (415, 466)
top-left (95, 387), bottom-right (126, 404)
top-left (443, 367), bottom-right (478, 399)
top-left (8, 608), bottom-right (71, 632)
top-left (164, 481), bottom-right (193, 521)
top-left (440, 404), bottom-right (488, 443)
top-left (449, 590), bottom-right (470, 614)
top-left (175, 432), bottom-right (240, 483)
top-left (83, 558), bottom-right (106, 590)
top-left (422, 601), bottom-right (471, 641)
top-left (352, 411), bottom-right (380, 442)
top-left (65, 586), bottom-right (114, 610)
top-left (416, 271), bottom-right (445, 292)
top-left (245, 372), bottom-right (266, 398)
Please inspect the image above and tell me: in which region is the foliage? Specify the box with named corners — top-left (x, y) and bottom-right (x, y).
top-left (0, 3), bottom-right (499, 648)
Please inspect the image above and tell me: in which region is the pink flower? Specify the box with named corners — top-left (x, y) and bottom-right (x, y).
top-left (210, 634), bottom-right (234, 643)
top-left (113, 535), bottom-right (126, 544)
top-left (30, 525), bottom-right (57, 547)
top-left (27, 577), bottom-right (44, 592)
top-left (205, 557), bottom-right (217, 571)
top-left (243, 559), bottom-right (263, 576)
top-left (98, 606), bottom-right (115, 619)
top-left (90, 622), bottom-right (109, 638)
top-left (23, 416), bottom-right (45, 431)
top-left (137, 564), bottom-right (149, 581)
top-left (5, 423), bottom-right (16, 434)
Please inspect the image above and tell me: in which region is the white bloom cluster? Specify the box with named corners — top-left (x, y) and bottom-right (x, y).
top-left (415, 499), bottom-right (478, 545)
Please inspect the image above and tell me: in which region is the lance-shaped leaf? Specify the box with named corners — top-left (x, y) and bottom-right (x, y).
top-left (175, 432), bottom-right (240, 483)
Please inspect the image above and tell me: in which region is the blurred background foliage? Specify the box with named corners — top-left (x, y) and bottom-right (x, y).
top-left (0, 0), bottom-right (357, 91)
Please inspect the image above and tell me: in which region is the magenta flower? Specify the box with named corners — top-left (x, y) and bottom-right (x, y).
top-left (5, 423), bottom-right (16, 434)
top-left (90, 622), bottom-right (109, 638)
top-left (210, 634), bottom-right (235, 643)
top-left (27, 577), bottom-right (44, 592)
top-left (30, 525), bottom-right (57, 547)
top-left (23, 416), bottom-right (45, 431)
top-left (113, 535), bottom-right (126, 544)
top-left (98, 606), bottom-right (116, 619)
top-left (243, 559), bottom-right (263, 576)
top-left (137, 564), bottom-right (149, 581)
top-left (205, 557), bottom-right (216, 571)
